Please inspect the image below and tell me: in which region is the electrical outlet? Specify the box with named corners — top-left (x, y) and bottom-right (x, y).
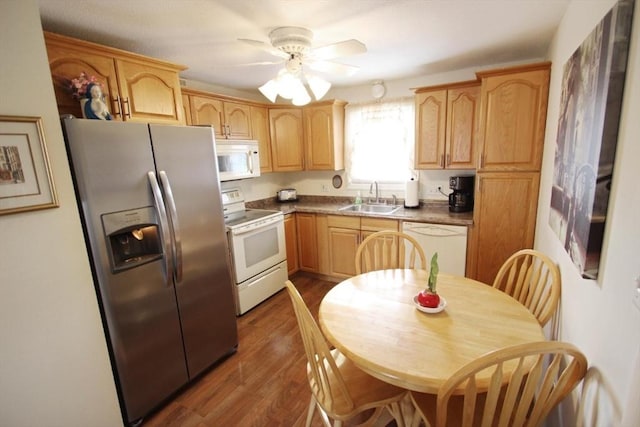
top-left (425, 187), bottom-right (439, 194)
top-left (633, 276), bottom-right (640, 312)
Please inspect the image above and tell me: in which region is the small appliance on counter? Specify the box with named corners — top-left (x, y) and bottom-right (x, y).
top-left (449, 175), bottom-right (475, 213)
top-left (276, 188), bottom-right (298, 202)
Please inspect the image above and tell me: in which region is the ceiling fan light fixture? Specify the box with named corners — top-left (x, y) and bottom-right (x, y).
top-left (292, 88), bottom-right (311, 106)
top-left (306, 74), bottom-right (331, 100)
top-left (258, 79), bottom-right (279, 103)
top-left (277, 70), bottom-right (303, 100)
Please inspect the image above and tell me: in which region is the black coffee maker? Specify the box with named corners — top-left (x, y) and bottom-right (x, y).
top-left (449, 175), bottom-right (475, 213)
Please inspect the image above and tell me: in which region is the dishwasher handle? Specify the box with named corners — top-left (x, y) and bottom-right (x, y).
top-left (403, 223), bottom-right (467, 238)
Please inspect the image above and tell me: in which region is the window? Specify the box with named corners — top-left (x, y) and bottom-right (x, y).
top-left (345, 98), bottom-right (415, 186)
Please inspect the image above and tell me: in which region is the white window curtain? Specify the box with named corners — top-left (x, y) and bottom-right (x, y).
top-left (345, 98), bottom-right (415, 186)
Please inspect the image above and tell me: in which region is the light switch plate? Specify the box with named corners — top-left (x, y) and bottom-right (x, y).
top-left (633, 276), bottom-right (640, 312)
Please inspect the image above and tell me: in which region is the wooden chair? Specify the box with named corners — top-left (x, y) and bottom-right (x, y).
top-left (284, 280), bottom-right (407, 427)
top-left (409, 341), bottom-right (588, 427)
top-left (492, 249), bottom-right (561, 327)
top-left (355, 230), bottom-right (427, 275)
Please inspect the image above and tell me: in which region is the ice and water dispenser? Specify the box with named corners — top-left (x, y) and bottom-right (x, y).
top-left (102, 207), bottom-right (163, 272)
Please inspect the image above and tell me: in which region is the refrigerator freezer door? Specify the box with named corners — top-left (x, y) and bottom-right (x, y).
top-left (149, 124), bottom-right (238, 378)
top-left (63, 119), bottom-right (189, 423)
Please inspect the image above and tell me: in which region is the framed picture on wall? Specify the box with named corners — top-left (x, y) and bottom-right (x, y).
top-left (548, 0), bottom-right (634, 279)
top-left (0, 116), bottom-right (59, 215)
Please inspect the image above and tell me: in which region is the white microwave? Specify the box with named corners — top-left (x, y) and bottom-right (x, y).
top-left (216, 140), bottom-right (260, 181)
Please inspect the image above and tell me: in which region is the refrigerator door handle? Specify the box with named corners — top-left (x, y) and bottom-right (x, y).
top-left (159, 170), bottom-right (183, 283)
top-left (148, 171), bottom-right (173, 287)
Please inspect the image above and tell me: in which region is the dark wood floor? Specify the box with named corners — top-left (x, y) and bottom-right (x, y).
top-left (144, 273), bottom-right (337, 427)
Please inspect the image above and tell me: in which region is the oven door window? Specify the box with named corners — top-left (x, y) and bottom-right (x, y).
top-left (244, 227), bottom-right (278, 266)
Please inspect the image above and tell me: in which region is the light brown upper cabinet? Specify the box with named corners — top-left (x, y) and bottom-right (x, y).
top-left (186, 91), bottom-right (252, 140)
top-left (250, 105), bottom-right (273, 173)
top-left (181, 94), bottom-right (192, 125)
top-left (476, 63), bottom-right (551, 172)
top-left (302, 100), bottom-right (346, 170)
top-left (415, 81), bottom-right (480, 169)
top-left (44, 31), bottom-right (185, 125)
top-left (269, 107), bottom-right (305, 172)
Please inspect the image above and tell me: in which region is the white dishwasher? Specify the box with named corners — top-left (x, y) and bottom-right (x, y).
top-left (402, 221), bottom-right (468, 276)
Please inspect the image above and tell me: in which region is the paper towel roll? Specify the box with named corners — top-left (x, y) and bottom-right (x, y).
top-left (405, 178), bottom-right (419, 208)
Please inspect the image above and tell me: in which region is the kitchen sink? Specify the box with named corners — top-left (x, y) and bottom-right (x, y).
top-left (338, 203), bottom-right (402, 215)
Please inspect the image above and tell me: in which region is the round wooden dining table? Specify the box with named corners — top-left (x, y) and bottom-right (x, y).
top-left (318, 269), bottom-right (545, 394)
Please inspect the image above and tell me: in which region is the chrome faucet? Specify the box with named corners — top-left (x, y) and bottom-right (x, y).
top-left (369, 181), bottom-right (380, 204)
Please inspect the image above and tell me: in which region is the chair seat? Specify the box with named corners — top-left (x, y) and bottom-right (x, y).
top-left (310, 349), bottom-right (407, 420)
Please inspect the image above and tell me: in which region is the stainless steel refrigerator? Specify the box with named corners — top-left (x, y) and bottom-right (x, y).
top-left (63, 118), bottom-right (238, 426)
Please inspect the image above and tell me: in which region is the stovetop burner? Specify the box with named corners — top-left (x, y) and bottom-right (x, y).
top-left (221, 188), bottom-right (281, 230)
top-left (224, 208), bottom-right (281, 229)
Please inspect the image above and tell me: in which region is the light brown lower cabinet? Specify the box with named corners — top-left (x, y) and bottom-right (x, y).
top-left (326, 215), bottom-right (398, 279)
top-left (284, 214), bottom-right (299, 276)
top-left (466, 172), bottom-right (540, 284)
top-left (296, 213), bottom-right (319, 272)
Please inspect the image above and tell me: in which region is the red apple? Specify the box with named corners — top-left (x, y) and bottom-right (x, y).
top-left (417, 291), bottom-right (440, 308)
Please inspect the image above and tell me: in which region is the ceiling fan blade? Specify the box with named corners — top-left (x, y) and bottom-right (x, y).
top-left (238, 38), bottom-right (290, 59)
top-left (308, 60), bottom-right (359, 76)
top-left (235, 61), bottom-right (283, 67)
top-left (310, 39), bottom-right (367, 60)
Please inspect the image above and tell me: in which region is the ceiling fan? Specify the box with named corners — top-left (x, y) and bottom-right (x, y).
top-left (239, 27), bottom-right (367, 105)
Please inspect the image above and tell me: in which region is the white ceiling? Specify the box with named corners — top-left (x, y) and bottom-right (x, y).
top-left (38, 0), bottom-right (570, 91)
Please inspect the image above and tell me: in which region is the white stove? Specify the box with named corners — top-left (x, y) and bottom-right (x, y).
top-left (221, 188), bottom-right (287, 315)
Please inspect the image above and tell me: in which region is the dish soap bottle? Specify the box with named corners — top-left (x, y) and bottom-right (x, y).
top-left (354, 191), bottom-right (363, 205)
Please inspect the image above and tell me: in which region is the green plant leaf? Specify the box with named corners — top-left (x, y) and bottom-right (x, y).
top-left (428, 252), bottom-right (439, 292)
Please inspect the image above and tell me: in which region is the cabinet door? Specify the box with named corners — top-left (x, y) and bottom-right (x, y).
top-left (447, 85), bottom-right (480, 169)
top-left (224, 101), bottom-right (252, 139)
top-left (115, 59), bottom-right (184, 124)
top-left (182, 94), bottom-right (192, 125)
top-left (328, 227), bottom-right (361, 278)
top-left (415, 90), bottom-right (447, 169)
top-left (303, 103), bottom-right (344, 170)
top-left (477, 68), bottom-right (549, 171)
top-left (250, 105), bottom-right (273, 173)
top-left (284, 214), bottom-right (299, 275)
top-left (45, 41), bottom-right (121, 120)
top-left (190, 95), bottom-right (225, 139)
top-left (296, 213), bottom-right (318, 272)
top-left (468, 172), bottom-right (540, 284)
top-left (269, 108), bottom-right (304, 171)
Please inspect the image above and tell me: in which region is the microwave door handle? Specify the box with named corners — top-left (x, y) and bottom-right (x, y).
top-left (159, 171), bottom-right (182, 283)
top-left (247, 150), bottom-right (254, 174)
top-left (147, 171), bottom-right (173, 287)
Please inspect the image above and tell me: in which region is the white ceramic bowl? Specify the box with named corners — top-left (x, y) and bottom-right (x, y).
top-left (413, 295), bottom-right (447, 314)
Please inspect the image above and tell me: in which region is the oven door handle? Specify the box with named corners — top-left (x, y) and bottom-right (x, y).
top-left (159, 171), bottom-right (182, 284)
top-left (147, 171), bottom-right (173, 287)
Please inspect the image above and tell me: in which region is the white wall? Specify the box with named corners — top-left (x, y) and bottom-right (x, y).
top-left (537, 0), bottom-right (640, 425)
top-left (0, 1), bottom-right (122, 426)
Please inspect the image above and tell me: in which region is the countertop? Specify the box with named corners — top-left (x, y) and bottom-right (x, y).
top-left (246, 196), bottom-right (473, 226)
